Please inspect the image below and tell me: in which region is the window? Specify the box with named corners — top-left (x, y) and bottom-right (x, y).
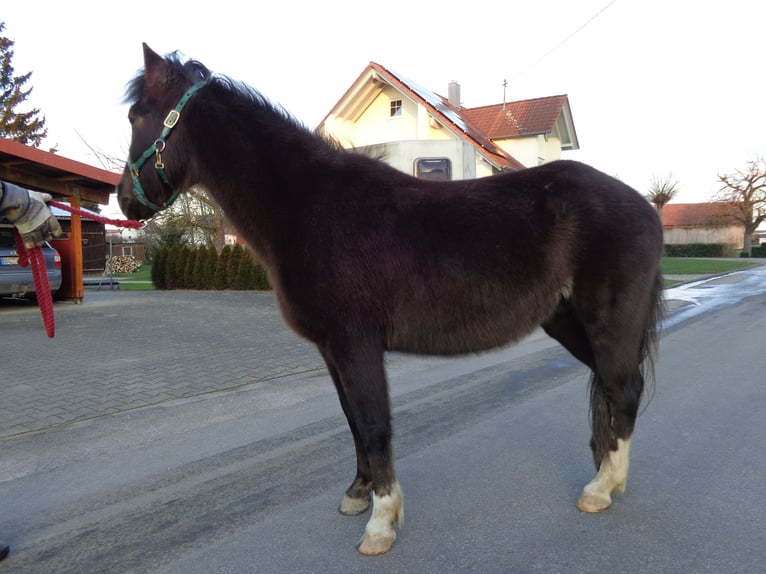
top-left (390, 99), bottom-right (402, 118)
top-left (121, 245), bottom-right (133, 257)
top-left (415, 158), bottom-right (452, 181)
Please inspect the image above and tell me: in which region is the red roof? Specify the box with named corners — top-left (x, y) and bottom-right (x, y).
top-left (662, 203), bottom-right (741, 227)
top-left (461, 95), bottom-right (570, 139)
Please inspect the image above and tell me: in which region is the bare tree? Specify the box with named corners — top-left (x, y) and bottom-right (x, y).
top-left (153, 186), bottom-right (227, 250)
top-left (645, 173), bottom-right (680, 218)
top-left (715, 157), bottom-right (766, 255)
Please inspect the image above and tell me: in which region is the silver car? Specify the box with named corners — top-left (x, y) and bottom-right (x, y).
top-left (0, 224), bottom-right (62, 299)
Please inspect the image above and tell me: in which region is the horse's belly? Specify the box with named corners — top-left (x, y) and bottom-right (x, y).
top-left (385, 299), bottom-right (547, 356)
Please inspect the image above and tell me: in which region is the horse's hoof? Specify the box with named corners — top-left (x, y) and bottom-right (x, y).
top-left (357, 529), bottom-right (396, 556)
top-left (339, 494), bottom-right (370, 516)
top-left (576, 492), bottom-right (612, 513)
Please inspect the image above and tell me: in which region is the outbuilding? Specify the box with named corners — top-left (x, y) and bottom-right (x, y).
top-left (0, 137), bottom-right (120, 301)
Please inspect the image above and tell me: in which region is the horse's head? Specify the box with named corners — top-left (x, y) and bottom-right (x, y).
top-left (116, 44), bottom-right (209, 220)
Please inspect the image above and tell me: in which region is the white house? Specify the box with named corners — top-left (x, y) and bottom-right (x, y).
top-left (318, 62), bottom-right (579, 180)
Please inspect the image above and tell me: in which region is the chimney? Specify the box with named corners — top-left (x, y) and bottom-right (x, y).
top-left (448, 81), bottom-right (461, 108)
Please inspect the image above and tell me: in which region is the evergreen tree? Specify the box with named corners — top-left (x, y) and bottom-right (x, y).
top-left (184, 248), bottom-right (198, 289)
top-left (164, 247), bottom-right (178, 289)
top-left (192, 246), bottom-right (207, 289)
top-left (236, 250), bottom-right (256, 290)
top-left (151, 248), bottom-right (167, 289)
top-left (227, 244), bottom-right (244, 289)
top-left (203, 246), bottom-right (218, 290)
top-left (0, 22), bottom-right (48, 146)
top-left (176, 247), bottom-right (190, 289)
top-left (253, 257), bottom-right (270, 290)
top-left (215, 245), bottom-right (232, 290)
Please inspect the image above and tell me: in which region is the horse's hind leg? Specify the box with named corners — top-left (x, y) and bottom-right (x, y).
top-left (320, 338), bottom-right (402, 555)
top-left (320, 354), bottom-right (372, 515)
top-left (542, 302), bottom-right (634, 511)
top-left (542, 301), bottom-right (594, 368)
top-left (576, 341), bottom-right (645, 513)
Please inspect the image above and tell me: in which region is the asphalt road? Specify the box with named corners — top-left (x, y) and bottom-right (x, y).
top-left (1, 271), bottom-right (765, 573)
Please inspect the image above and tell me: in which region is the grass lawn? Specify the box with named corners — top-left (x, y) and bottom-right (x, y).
top-left (661, 257), bottom-right (759, 286)
top-left (113, 260), bottom-right (761, 291)
top-left (114, 264), bottom-right (154, 291)
top-left (660, 258), bottom-right (757, 275)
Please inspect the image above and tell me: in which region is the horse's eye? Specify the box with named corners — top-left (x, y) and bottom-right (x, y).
top-left (128, 104), bottom-right (143, 125)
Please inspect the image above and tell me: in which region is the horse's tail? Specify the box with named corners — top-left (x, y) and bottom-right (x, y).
top-left (588, 268), bottom-right (664, 467)
top-left (640, 268), bottom-right (665, 396)
top-left (641, 269), bottom-right (666, 388)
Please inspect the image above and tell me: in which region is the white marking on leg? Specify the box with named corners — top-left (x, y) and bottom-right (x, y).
top-left (560, 277), bottom-right (574, 300)
top-left (577, 438), bottom-right (631, 513)
top-left (357, 481), bottom-right (403, 556)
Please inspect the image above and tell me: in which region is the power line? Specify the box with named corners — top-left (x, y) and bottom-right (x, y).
top-left (508, 0), bottom-right (619, 83)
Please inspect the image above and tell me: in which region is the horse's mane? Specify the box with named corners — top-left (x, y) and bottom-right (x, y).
top-left (123, 51), bottom-right (314, 138)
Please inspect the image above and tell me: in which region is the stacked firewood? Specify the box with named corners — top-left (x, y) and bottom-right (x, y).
top-left (107, 255), bottom-right (142, 274)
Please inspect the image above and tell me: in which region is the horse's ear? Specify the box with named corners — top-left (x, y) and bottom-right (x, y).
top-left (142, 43), bottom-right (168, 91)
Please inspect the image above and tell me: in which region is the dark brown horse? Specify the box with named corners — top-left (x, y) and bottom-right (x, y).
top-left (117, 44), bottom-right (664, 556)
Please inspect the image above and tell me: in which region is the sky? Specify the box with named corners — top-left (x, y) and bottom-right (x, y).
top-left (3, 0), bottom-right (765, 215)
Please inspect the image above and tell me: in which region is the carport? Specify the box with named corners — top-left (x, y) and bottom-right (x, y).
top-left (0, 137), bottom-right (120, 301)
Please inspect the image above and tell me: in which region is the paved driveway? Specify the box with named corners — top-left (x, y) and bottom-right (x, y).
top-left (0, 290), bottom-right (325, 438)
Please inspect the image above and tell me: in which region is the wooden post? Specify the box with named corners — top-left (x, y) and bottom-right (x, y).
top-left (70, 189), bottom-right (84, 302)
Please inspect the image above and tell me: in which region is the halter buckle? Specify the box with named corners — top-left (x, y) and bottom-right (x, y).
top-left (164, 109), bottom-right (181, 128)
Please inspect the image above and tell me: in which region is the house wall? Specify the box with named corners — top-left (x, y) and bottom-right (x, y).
top-left (664, 225), bottom-right (744, 248)
top-left (494, 134), bottom-right (562, 167)
top-left (355, 140), bottom-right (477, 180)
top-left (323, 84), bottom-right (554, 177)
top-left (328, 86), bottom-right (453, 148)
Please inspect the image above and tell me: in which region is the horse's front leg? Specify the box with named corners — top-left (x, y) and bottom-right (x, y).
top-left (320, 338), bottom-right (403, 556)
top-left (321, 352), bottom-right (374, 515)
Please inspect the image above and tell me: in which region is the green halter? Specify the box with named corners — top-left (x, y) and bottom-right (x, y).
top-left (128, 80), bottom-right (207, 212)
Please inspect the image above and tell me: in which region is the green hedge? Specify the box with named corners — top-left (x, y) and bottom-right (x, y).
top-left (750, 244), bottom-right (766, 257)
top-left (664, 243), bottom-right (728, 257)
top-left (151, 245), bottom-right (271, 290)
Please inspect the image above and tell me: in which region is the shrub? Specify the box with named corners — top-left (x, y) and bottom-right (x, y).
top-left (227, 244), bottom-right (244, 288)
top-left (200, 246), bottom-right (217, 289)
top-left (164, 246), bottom-right (180, 289)
top-left (149, 243), bottom-right (272, 291)
top-left (175, 247), bottom-right (190, 289)
top-left (214, 245), bottom-right (232, 290)
top-left (252, 256), bottom-right (270, 290)
top-left (663, 243), bottom-right (728, 257)
top-left (184, 248), bottom-right (198, 288)
top-left (151, 248), bottom-right (168, 289)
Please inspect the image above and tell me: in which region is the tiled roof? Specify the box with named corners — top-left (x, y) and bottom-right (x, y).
top-left (662, 202), bottom-right (741, 227)
top-left (460, 95), bottom-right (570, 139)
